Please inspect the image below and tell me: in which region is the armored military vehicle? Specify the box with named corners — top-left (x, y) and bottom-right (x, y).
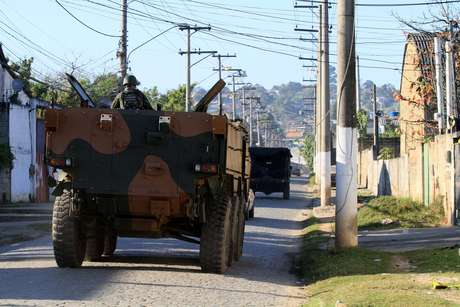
top-left (249, 147), bottom-right (291, 203)
top-left (46, 79), bottom-right (251, 274)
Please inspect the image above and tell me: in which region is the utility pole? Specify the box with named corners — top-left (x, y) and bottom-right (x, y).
top-left (373, 84), bottom-right (380, 160)
top-left (249, 97), bottom-right (253, 146)
top-left (336, 0), bottom-right (358, 248)
top-left (245, 96), bottom-right (260, 146)
top-left (356, 55), bottom-right (361, 112)
top-left (315, 4), bottom-right (322, 185)
top-left (213, 53), bottom-right (236, 115)
top-left (256, 110), bottom-right (261, 146)
top-left (264, 122), bottom-right (268, 147)
top-left (117, 0), bottom-right (128, 85)
top-left (242, 86), bottom-right (246, 123)
top-left (232, 75), bottom-right (237, 120)
top-left (446, 41), bottom-right (455, 131)
top-left (179, 24), bottom-right (212, 112)
top-left (434, 37), bottom-right (445, 134)
top-left (319, 0), bottom-right (331, 207)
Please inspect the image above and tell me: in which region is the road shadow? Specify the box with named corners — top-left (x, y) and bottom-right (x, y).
top-left (248, 216), bottom-right (304, 231)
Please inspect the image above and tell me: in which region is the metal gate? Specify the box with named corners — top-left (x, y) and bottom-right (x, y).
top-left (35, 118), bottom-right (48, 202)
top-left (454, 143), bottom-right (460, 225)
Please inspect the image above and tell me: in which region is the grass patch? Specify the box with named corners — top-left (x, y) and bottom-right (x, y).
top-left (358, 196), bottom-right (444, 230)
top-left (307, 173), bottom-right (316, 188)
top-left (301, 215), bottom-right (460, 307)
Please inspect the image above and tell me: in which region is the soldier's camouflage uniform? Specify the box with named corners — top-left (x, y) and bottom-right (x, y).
top-left (111, 88), bottom-right (154, 110)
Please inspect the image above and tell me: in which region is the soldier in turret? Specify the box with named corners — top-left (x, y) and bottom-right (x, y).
top-left (112, 75), bottom-right (154, 110)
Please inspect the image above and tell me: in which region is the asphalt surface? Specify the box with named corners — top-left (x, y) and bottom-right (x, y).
top-left (359, 227), bottom-right (460, 252)
top-left (0, 177), bottom-right (309, 307)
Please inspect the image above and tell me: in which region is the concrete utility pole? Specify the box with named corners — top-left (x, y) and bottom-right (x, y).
top-left (434, 37), bottom-right (445, 133)
top-left (356, 55), bottom-right (361, 112)
top-left (245, 96), bottom-right (260, 146)
top-left (118, 0), bottom-right (128, 84)
top-left (373, 84), bottom-right (380, 160)
top-left (179, 25), bottom-right (212, 112)
top-left (264, 123), bottom-right (268, 147)
top-left (319, 0), bottom-right (331, 207)
top-left (232, 75), bottom-right (237, 120)
top-left (213, 53), bottom-right (236, 115)
top-left (249, 97), bottom-right (253, 146)
top-left (336, 0), bottom-right (358, 248)
top-left (256, 110), bottom-right (261, 146)
top-left (446, 41), bottom-right (455, 131)
top-left (315, 5), bottom-right (322, 184)
top-left (213, 67), bottom-right (243, 118)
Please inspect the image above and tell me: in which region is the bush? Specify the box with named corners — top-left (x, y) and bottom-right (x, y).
top-left (0, 143), bottom-right (14, 170)
top-left (358, 196), bottom-right (444, 229)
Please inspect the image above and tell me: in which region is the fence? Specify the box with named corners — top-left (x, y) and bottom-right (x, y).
top-left (358, 134), bottom-right (455, 225)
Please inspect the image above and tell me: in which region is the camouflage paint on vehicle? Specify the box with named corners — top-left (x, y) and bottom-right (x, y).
top-left (45, 108), bottom-right (246, 233)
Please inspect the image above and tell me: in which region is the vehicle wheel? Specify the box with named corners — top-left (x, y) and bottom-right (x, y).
top-left (103, 226), bottom-right (117, 257)
top-left (283, 184), bottom-right (290, 200)
top-left (52, 188), bottom-right (86, 268)
top-left (234, 195), bottom-right (245, 261)
top-left (249, 207), bottom-right (255, 219)
top-left (85, 218), bottom-right (105, 261)
top-left (229, 197), bottom-right (239, 267)
top-left (200, 189), bottom-right (233, 274)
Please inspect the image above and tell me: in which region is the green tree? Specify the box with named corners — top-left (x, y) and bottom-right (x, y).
top-left (161, 84), bottom-right (196, 112)
top-left (89, 73), bottom-right (118, 103)
top-left (10, 57), bottom-right (34, 93)
top-left (301, 135), bottom-right (315, 172)
top-left (357, 109), bottom-right (369, 138)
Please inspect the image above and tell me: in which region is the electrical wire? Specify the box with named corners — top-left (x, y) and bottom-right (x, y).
top-left (127, 25), bottom-right (178, 60)
top-left (55, 0), bottom-right (120, 37)
top-left (298, 0), bottom-right (460, 7)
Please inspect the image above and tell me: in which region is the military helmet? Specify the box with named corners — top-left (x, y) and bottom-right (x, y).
top-left (123, 75), bottom-right (140, 86)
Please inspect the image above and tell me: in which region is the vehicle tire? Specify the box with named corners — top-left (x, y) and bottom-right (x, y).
top-left (85, 218), bottom-right (105, 261)
top-left (52, 188), bottom-right (86, 268)
top-left (234, 195), bottom-right (245, 261)
top-left (200, 189), bottom-right (233, 274)
top-left (229, 197), bottom-right (239, 267)
top-left (249, 207), bottom-right (255, 219)
top-left (103, 226), bottom-right (117, 257)
top-left (283, 184), bottom-right (290, 200)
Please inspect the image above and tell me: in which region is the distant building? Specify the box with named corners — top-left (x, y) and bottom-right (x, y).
top-left (285, 129), bottom-right (304, 141)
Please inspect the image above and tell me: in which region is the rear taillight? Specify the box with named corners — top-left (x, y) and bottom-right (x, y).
top-left (194, 163), bottom-right (218, 174)
top-left (48, 158), bottom-right (73, 167)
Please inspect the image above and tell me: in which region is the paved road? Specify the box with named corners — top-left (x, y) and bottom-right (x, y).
top-left (359, 227), bottom-right (460, 252)
top-left (0, 177), bottom-right (309, 306)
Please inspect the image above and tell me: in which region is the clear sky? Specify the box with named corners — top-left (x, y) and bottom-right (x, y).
top-left (0, 0), bottom-right (450, 92)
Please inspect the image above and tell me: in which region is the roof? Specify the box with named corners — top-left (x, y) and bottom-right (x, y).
top-left (0, 44), bottom-right (19, 80)
top-left (408, 33), bottom-right (435, 79)
top-left (285, 130), bottom-right (304, 139)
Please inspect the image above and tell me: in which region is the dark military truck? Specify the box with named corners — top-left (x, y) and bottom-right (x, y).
top-left (46, 79), bottom-right (251, 274)
top-left (249, 148), bottom-right (292, 205)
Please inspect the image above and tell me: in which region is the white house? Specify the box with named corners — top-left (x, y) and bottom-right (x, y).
top-left (0, 45), bottom-right (50, 203)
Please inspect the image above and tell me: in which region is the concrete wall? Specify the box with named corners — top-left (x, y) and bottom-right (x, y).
top-left (358, 134), bottom-right (455, 225)
top-left (0, 64), bottom-right (38, 203)
top-left (0, 57), bottom-right (10, 203)
top-left (9, 102), bottom-right (35, 202)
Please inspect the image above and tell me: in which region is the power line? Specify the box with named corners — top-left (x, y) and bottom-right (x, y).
top-left (298, 0), bottom-right (460, 7)
top-left (55, 0), bottom-right (120, 38)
